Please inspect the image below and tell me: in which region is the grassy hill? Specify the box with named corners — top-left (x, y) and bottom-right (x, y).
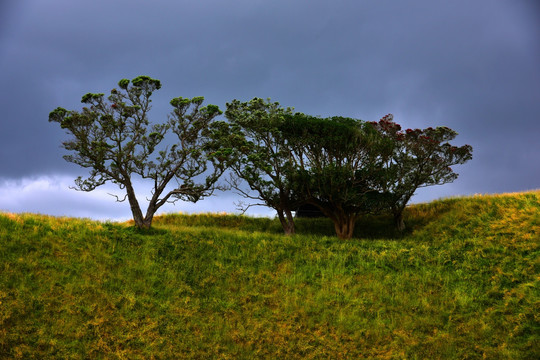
top-left (1, 191), bottom-right (538, 359)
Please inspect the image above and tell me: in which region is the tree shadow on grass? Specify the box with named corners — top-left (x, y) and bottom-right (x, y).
top-left (294, 199), bottom-right (458, 240)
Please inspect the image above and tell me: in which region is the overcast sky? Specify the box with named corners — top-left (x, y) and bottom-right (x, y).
top-left (1, 0), bottom-right (539, 221)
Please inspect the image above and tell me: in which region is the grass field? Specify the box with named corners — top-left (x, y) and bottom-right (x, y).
top-left (1, 191), bottom-right (538, 359)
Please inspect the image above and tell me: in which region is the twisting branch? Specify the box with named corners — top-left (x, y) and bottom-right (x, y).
top-left (109, 192), bottom-right (128, 202)
top-left (233, 200), bottom-right (268, 215)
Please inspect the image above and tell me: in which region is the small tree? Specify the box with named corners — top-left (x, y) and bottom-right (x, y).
top-left (371, 114), bottom-right (473, 231)
top-left (215, 98), bottom-right (301, 235)
top-left (49, 76), bottom-right (225, 229)
top-left (283, 114), bottom-right (390, 239)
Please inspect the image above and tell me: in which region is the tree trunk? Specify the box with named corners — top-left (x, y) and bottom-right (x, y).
top-left (142, 201), bottom-right (160, 230)
top-left (277, 209), bottom-right (295, 235)
top-left (125, 183), bottom-right (149, 229)
top-left (333, 215), bottom-right (356, 239)
top-left (141, 213), bottom-right (154, 229)
top-left (394, 210), bottom-right (405, 232)
top-left (285, 209), bottom-right (295, 234)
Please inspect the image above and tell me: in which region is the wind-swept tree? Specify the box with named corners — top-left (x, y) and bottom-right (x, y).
top-left (371, 114), bottom-right (473, 231)
top-left (214, 98), bottom-right (301, 235)
top-left (49, 76), bottom-right (225, 229)
top-left (283, 114), bottom-right (390, 239)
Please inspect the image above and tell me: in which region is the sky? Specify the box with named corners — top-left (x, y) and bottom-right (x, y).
top-left (1, 0), bottom-right (539, 221)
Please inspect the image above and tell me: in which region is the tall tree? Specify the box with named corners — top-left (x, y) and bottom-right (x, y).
top-left (371, 114), bottom-right (473, 231)
top-left (215, 98), bottom-right (301, 235)
top-left (283, 114), bottom-right (390, 239)
top-left (49, 76), bottom-right (225, 229)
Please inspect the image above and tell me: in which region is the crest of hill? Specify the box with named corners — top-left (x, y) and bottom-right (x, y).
top-left (405, 190), bottom-right (539, 244)
top-left (1, 190), bottom-right (538, 241)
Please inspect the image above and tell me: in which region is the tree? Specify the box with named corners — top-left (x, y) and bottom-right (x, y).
top-left (49, 76), bottom-right (225, 229)
top-left (371, 114), bottom-right (473, 231)
top-left (214, 98), bottom-right (301, 235)
top-left (282, 114), bottom-right (390, 239)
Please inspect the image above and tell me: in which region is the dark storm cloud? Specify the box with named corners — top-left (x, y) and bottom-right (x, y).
top-left (1, 0), bottom-right (538, 217)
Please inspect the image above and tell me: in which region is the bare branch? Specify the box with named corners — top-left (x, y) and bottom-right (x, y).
top-left (108, 192), bottom-right (128, 202)
top-left (234, 200), bottom-right (268, 215)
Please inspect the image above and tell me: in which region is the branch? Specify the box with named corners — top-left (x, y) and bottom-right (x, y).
top-left (108, 192), bottom-right (128, 202)
top-left (227, 177), bottom-right (265, 202)
top-left (234, 199), bottom-right (268, 215)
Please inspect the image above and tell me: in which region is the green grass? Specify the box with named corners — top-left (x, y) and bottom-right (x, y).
top-left (1, 191), bottom-right (538, 359)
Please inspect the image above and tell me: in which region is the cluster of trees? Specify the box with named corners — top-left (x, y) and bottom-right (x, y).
top-left (50, 76), bottom-right (472, 239)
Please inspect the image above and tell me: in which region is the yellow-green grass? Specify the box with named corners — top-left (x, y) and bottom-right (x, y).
top-left (1, 191), bottom-right (538, 359)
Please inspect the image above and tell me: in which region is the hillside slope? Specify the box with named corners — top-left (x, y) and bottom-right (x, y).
top-left (0, 191), bottom-right (538, 359)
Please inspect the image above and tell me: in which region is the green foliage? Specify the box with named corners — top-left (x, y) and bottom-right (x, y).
top-left (283, 113), bottom-right (391, 239)
top-left (81, 92), bottom-right (104, 103)
top-left (213, 107), bottom-right (471, 239)
top-left (280, 113), bottom-right (473, 238)
top-left (49, 76), bottom-right (224, 229)
top-left (169, 96), bottom-right (192, 107)
top-left (118, 78), bottom-right (130, 89)
top-left (371, 114), bottom-right (473, 230)
top-left (1, 191), bottom-right (538, 358)
top-left (131, 75), bottom-right (161, 89)
top-left (216, 98), bottom-right (300, 235)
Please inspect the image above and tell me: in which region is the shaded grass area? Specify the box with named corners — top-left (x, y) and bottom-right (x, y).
top-left (0, 191), bottom-right (538, 358)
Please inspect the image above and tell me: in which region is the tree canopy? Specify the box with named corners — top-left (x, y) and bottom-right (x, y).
top-left (209, 103), bottom-right (472, 239)
top-left (282, 113), bottom-right (392, 239)
top-left (213, 98), bottom-right (300, 235)
top-left (371, 114), bottom-right (473, 231)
